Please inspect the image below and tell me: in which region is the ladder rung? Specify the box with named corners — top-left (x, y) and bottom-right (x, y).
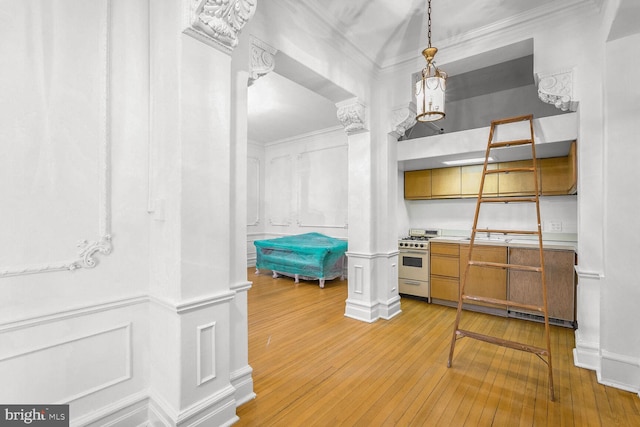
top-left (468, 260), bottom-right (542, 272)
top-left (455, 329), bottom-right (549, 356)
top-left (489, 139), bottom-right (533, 148)
top-left (491, 114), bottom-right (533, 126)
top-left (480, 196), bottom-right (538, 203)
top-left (485, 167), bottom-right (535, 174)
top-left (461, 295), bottom-right (544, 312)
top-left (472, 229), bottom-right (539, 236)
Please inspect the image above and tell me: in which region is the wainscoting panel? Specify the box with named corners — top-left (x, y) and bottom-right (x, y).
top-left (297, 145), bottom-right (348, 228)
top-left (0, 324), bottom-right (131, 403)
top-left (0, 0), bottom-right (113, 276)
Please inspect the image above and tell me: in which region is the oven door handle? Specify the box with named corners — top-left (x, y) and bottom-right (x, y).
top-left (402, 250), bottom-right (428, 255)
top-left (402, 280), bottom-right (423, 286)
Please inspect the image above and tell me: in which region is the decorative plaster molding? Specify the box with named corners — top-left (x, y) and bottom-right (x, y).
top-left (336, 99), bottom-right (367, 135)
top-left (390, 103), bottom-right (417, 139)
top-left (0, 0), bottom-right (113, 278)
top-left (537, 69), bottom-right (578, 112)
top-left (248, 36), bottom-right (277, 85)
top-left (184, 0), bottom-right (257, 53)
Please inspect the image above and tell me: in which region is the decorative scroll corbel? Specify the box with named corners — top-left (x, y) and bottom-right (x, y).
top-left (537, 69), bottom-right (578, 112)
top-left (249, 36), bottom-right (277, 86)
top-left (74, 235), bottom-right (113, 269)
top-left (336, 98), bottom-right (367, 135)
top-left (184, 0), bottom-right (257, 53)
top-left (390, 103), bottom-right (417, 139)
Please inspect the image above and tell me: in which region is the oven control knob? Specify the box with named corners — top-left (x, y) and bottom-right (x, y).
top-left (419, 243), bottom-right (424, 248)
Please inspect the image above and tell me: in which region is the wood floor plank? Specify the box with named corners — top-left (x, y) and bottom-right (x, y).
top-left (236, 269), bottom-right (640, 426)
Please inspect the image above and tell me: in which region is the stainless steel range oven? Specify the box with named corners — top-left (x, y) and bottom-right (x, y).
top-left (398, 228), bottom-right (439, 300)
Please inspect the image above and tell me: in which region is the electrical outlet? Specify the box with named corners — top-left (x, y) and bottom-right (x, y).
top-left (547, 221), bottom-right (562, 232)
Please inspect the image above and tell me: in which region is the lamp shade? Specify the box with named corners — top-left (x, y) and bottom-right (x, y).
top-left (416, 74), bottom-right (446, 122)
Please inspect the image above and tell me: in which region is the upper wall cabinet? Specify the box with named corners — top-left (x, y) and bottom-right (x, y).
top-left (404, 169), bottom-right (432, 199)
top-left (461, 164), bottom-right (498, 197)
top-left (404, 141), bottom-right (577, 200)
top-left (432, 167), bottom-right (461, 198)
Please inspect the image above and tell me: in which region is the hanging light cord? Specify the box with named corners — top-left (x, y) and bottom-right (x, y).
top-left (427, 0), bottom-right (432, 48)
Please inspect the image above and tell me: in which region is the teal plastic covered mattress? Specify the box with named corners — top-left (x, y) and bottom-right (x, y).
top-left (254, 233), bottom-right (347, 287)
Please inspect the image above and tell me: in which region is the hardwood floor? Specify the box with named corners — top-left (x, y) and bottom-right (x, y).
top-left (235, 269), bottom-right (640, 426)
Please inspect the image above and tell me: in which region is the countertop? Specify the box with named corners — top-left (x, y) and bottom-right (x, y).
top-left (430, 236), bottom-right (577, 252)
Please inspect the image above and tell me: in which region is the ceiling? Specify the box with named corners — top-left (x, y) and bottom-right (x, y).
top-left (247, 0), bottom-right (602, 145)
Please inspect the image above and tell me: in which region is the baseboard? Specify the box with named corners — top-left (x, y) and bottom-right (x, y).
top-left (71, 391), bottom-right (149, 427)
top-left (377, 296), bottom-right (402, 320)
top-left (573, 330), bottom-right (600, 371)
top-left (599, 350), bottom-right (640, 394)
top-left (149, 385), bottom-right (238, 426)
top-left (344, 299), bottom-right (379, 323)
top-left (231, 365), bottom-right (256, 406)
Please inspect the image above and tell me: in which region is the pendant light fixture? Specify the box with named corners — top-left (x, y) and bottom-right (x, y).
top-left (416, 0), bottom-right (447, 122)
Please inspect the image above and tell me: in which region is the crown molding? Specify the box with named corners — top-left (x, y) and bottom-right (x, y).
top-left (379, 0), bottom-right (602, 70)
top-left (292, 0), bottom-right (377, 74)
top-left (263, 125), bottom-right (344, 147)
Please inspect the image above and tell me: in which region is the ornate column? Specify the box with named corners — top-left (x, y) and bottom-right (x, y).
top-left (338, 98), bottom-right (402, 322)
top-left (536, 69), bottom-right (578, 112)
top-left (148, 1), bottom-right (256, 425)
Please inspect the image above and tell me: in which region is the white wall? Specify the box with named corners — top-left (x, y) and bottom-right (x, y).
top-left (401, 194), bottom-right (578, 238)
top-left (600, 30), bottom-right (640, 393)
top-left (0, 0), bottom-right (151, 422)
top-left (247, 128), bottom-right (349, 266)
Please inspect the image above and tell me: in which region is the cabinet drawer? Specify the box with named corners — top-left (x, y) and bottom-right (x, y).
top-left (430, 242), bottom-right (459, 256)
top-left (431, 255), bottom-right (459, 277)
top-left (431, 276), bottom-right (459, 302)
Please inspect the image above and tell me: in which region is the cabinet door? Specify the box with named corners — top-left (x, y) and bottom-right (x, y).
top-left (540, 157), bottom-right (572, 195)
top-left (404, 170), bottom-right (432, 199)
top-left (431, 276), bottom-right (459, 302)
top-left (461, 164), bottom-right (498, 197)
top-left (431, 167), bottom-right (461, 198)
top-left (497, 160), bottom-right (541, 196)
top-left (508, 248), bottom-right (576, 321)
top-left (459, 245), bottom-right (507, 310)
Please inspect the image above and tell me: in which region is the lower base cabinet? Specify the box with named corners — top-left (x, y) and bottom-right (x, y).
top-left (508, 248), bottom-right (576, 324)
top-left (429, 242), bottom-right (576, 327)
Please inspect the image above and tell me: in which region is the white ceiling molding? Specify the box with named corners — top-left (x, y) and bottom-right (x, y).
top-left (295, 1), bottom-right (378, 73)
top-left (182, 0), bottom-right (257, 53)
top-left (390, 103), bottom-right (417, 139)
top-left (536, 69), bottom-right (578, 112)
top-left (336, 99), bottom-right (368, 135)
top-left (380, 0), bottom-right (601, 70)
top-left (249, 36), bottom-right (277, 86)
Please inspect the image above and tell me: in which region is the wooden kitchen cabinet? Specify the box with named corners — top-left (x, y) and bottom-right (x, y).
top-left (497, 160), bottom-right (542, 196)
top-left (508, 247), bottom-right (576, 324)
top-left (461, 164), bottom-right (498, 197)
top-left (431, 167), bottom-right (461, 198)
top-left (540, 142), bottom-right (577, 195)
top-left (459, 244), bottom-right (507, 311)
top-left (404, 169), bottom-right (432, 199)
top-left (430, 242), bottom-right (459, 303)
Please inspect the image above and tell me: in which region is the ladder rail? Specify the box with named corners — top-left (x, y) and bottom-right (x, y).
top-left (447, 114), bottom-right (555, 402)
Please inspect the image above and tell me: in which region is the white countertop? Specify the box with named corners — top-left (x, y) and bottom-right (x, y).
top-left (430, 236), bottom-right (577, 252)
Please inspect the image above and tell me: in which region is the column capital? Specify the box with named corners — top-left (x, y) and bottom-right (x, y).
top-left (183, 0), bottom-right (257, 53)
top-left (536, 69), bottom-right (578, 112)
top-left (390, 102), bottom-right (417, 139)
top-left (248, 36), bottom-right (277, 85)
top-left (336, 98), bottom-right (367, 135)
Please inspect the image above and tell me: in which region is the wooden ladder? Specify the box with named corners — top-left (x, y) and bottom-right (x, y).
top-left (446, 114), bottom-right (555, 401)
